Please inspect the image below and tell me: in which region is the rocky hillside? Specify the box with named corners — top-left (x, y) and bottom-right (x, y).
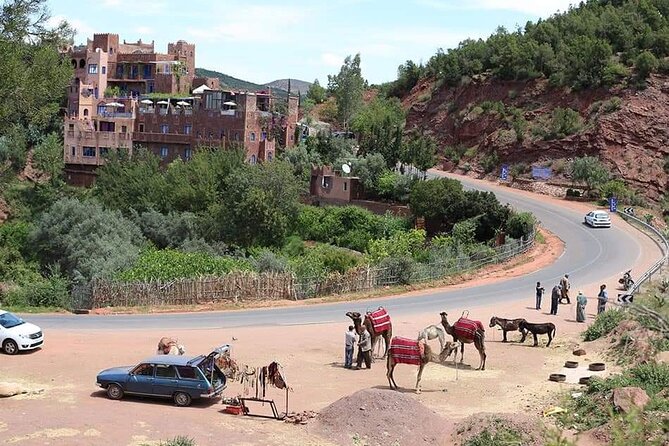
top-left (404, 74), bottom-right (669, 203)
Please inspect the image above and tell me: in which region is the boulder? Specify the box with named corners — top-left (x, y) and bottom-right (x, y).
top-left (613, 387), bottom-right (650, 413)
top-left (573, 349), bottom-right (586, 356)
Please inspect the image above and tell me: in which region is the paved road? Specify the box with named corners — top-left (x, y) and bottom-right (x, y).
top-left (27, 177), bottom-right (643, 330)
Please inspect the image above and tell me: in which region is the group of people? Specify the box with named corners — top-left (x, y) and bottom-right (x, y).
top-left (535, 274), bottom-right (609, 322)
top-left (344, 325), bottom-right (372, 370)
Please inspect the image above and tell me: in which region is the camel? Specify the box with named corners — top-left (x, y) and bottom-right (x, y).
top-left (418, 324), bottom-right (446, 351)
top-left (156, 337), bottom-right (185, 355)
top-left (346, 311), bottom-right (392, 359)
top-left (386, 338), bottom-right (457, 393)
top-left (439, 312), bottom-right (487, 370)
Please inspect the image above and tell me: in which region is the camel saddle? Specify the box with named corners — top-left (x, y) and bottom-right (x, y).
top-left (389, 337), bottom-right (424, 366)
top-left (453, 318), bottom-right (484, 342)
top-left (366, 308), bottom-right (391, 333)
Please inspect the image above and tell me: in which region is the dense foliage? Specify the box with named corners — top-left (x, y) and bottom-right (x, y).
top-left (417, 0), bottom-right (669, 89)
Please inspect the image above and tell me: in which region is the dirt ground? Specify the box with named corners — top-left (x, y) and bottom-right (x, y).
top-left (0, 190), bottom-right (663, 446)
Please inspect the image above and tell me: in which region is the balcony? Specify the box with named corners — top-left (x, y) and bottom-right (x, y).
top-left (133, 132), bottom-right (192, 144)
top-left (98, 112), bottom-right (134, 119)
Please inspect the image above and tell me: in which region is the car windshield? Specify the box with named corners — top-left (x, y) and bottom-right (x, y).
top-left (0, 312), bottom-right (25, 329)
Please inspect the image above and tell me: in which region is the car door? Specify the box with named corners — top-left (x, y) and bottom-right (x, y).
top-left (125, 363), bottom-right (155, 395)
top-left (153, 364), bottom-right (179, 396)
top-left (585, 212), bottom-right (593, 225)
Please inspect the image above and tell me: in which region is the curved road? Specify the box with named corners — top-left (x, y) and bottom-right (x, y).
top-left (28, 177), bottom-right (644, 330)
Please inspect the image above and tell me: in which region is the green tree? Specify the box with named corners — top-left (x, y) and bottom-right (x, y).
top-left (403, 131), bottom-right (437, 173)
top-left (306, 78), bottom-right (326, 104)
top-left (636, 50), bottom-right (658, 79)
top-left (506, 212), bottom-right (536, 239)
top-left (327, 54), bottom-right (365, 129)
top-left (30, 198), bottom-right (146, 283)
top-left (215, 161), bottom-right (301, 248)
top-left (352, 96), bottom-right (405, 165)
top-left (32, 132), bottom-right (64, 184)
top-left (571, 156), bottom-right (610, 194)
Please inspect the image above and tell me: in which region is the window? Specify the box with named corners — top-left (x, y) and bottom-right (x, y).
top-left (209, 132), bottom-right (213, 139)
top-left (234, 132), bottom-right (239, 141)
top-left (69, 124), bottom-right (74, 130)
top-left (204, 91), bottom-right (222, 110)
top-left (250, 132), bottom-right (256, 142)
top-left (83, 108), bottom-right (89, 117)
top-left (71, 146), bottom-right (76, 156)
top-left (343, 181), bottom-right (348, 191)
top-left (143, 65), bottom-right (151, 79)
top-left (83, 147), bottom-right (96, 157)
top-left (250, 155), bottom-right (256, 165)
top-left (139, 123), bottom-right (145, 133)
top-left (102, 66), bottom-right (106, 75)
top-left (160, 124), bottom-right (169, 134)
top-left (176, 366), bottom-right (199, 380)
top-left (110, 47), bottom-right (114, 55)
top-left (261, 131), bottom-right (267, 141)
top-left (155, 364), bottom-right (177, 378)
top-left (184, 148), bottom-right (192, 160)
top-left (322, 176), bottom-right (332, 189)
top-left (99, 147), bottom-right (109, 157)
top-left (121, 125), bottom-right (127, 133)
top-left (88, 64), bottom-right (98, 74)
top-left (184, 125), bottom-right (192, 135)
top-left (132, 364), bottom-right (154, 376)
top-left (219, 130), bottom-right (225, 139)
top-left (160, 147), bottom-right (168, 159)
top-left (267, 152), bottom-right (273, 161)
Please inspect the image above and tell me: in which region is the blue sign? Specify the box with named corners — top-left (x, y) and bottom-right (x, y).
top-left (531, 167), bottom-right (553, 180)
top-left (609, 197), bottom-right (618, 213)
top-left (500, 165), bottom-right (509, 181)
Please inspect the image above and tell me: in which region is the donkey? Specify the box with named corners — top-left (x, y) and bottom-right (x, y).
top-left (519, 321), bottom-right (556, 347)
top-left (418, 324), bottom-right (446, 352)
top-left (489, 317), bottom-right (527, 343)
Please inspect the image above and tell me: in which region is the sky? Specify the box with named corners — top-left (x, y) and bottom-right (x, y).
top-left (48, 0), bottom-right (577, 85)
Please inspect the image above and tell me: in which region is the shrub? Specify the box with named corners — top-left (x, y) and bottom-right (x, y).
top-left (480, 152), bottom-right (499, 174)
top-left (443, 145), bottom-right (467, 162)
top-left (367, 229), bottom-right (426, 262)
top-left (253, 250), bottom-right (289, 273)
top-left (599, 179), bottom-right (631, 202)
top-left (583, 310), bottom-right (626, 341)
top-left (2, 274), bottom-right (69, 308)
top-left (602, 97), bottom-right (622, 113)
top-left (160, 437), bottom-right (196, 446)
top-left (509, 163), bottom-right (529, 179)
top-left (506, 212), bottom-right (536, 239)
top-left (377, 256), bottom-right (416, 285)
top-left (546, 108), bottom-right (582, 140)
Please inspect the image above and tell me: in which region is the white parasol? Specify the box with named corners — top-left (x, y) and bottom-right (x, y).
top-left (105, 102), bottom-right (124, 107)
top-left (156, 100), bottom-right (169, 105)
top-left (140, 99), bottom-right (154, 105)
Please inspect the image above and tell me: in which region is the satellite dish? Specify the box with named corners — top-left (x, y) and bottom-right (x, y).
top-left (341, 163), bottom-right (351, 174)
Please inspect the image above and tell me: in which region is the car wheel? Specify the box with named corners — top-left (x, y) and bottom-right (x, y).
top-left (2, 339), bottom-right (18, 355)
top-left (173, 391), bottom-right (192, 407)
top-left (106, 383), bottom-right (124, 400)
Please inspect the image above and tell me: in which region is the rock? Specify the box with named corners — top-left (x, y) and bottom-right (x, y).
top-left (613, 387), bottom-right (650, 413)
top-left (656, 351), bottom-right (669, 364)
top-left (573, 349), bottom-right (586, 356)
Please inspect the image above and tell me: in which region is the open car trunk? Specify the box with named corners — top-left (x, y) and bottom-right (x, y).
top-left (192, 345), bottom-right (230, 395)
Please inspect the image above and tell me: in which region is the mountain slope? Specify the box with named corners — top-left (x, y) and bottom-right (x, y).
top-left (195, 68), bottom-right (265, 92)
top-left (265, 79), bottom-right (312, 96)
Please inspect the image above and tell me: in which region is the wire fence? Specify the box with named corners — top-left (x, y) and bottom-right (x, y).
top-left (73, 232), bottom-right (536, 309)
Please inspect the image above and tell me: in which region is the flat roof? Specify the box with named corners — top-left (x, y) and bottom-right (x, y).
top-left (140, 355), bottom-right (203, 365)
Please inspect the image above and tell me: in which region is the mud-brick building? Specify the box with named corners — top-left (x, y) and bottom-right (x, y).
top-left (62, 33), bottom-right (299, 186)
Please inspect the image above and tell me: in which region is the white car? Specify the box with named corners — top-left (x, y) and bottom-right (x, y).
top-left (0, 310), bottom-right (44, 355)
top-left (584, 210), bottom-right (612, 228)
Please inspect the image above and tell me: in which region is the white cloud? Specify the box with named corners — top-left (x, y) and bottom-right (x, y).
top-left (136, 26), bottom-right (154, 35)
top-left (320, 52), bottom-right (344, 67)
top-left (418, 0), bottom-right (576, 17)
top-left (187, 5), bottom-right (306, 43)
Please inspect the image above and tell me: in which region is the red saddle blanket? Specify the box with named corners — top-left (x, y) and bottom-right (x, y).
top-left (453, 318), bottom-right (484, 342)
top-left (366, 308), bottom-right (391, 333)
top-left (389, 337), bottom-right (424, 365)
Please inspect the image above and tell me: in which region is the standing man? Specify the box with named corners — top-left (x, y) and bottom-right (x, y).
top-left (576, 290), bottom-right (587, 322)
top-left (344, 325), bottom-right (356, 369)
top-left (559, 274), bottom-right (571, 304)
top-left (550, 284), bottom-right (561, 315)
top-left (355, 325), bottom-right (372, 370)
top-left (597, 284), bottom-right (608, 314)
top-left (535, 281), bottom-right (545, 310)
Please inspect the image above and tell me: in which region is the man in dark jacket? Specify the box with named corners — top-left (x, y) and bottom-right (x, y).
top-left (550, 284), bottom-right (561, 315)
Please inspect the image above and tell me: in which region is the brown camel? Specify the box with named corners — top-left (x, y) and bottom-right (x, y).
top-left (439, 311), bottom-right (487, 370)
top-left (386, 338), bottom-right (457, 392)
top-left (345, 311), bottom-right (392, 359)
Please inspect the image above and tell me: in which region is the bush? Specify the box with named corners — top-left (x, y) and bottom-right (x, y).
top-left (506, 212), bottom-right (536, 239)
top-left (2, 275), bottom-right (69, 308)
top-left (367, 229), bottom-right (426, 262)
top-left (599, 179), bottom-right (631, 202)
top-left (510, 163), bottom-right (529, 179)
top-left (377, 256), bottom-right (416, 285)
top-left (253, 250), bottom-right (289, 273)
top-left (602, 97), bottom-right (622, 113)
top-left (160, 437), bottom-right (196, 446)
top-left (546, 108), bottom-right (582, 140)
top-left (583, 309), bottom-right (626, 341)
top-left (480, 152), bottom-right (499, 174)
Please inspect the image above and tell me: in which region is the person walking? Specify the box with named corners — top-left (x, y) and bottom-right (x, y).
top-left (344, 325), bottom-right (356, 369)
top-left (576, 290), bottom-right (587, 322)
top-left (535, 281), bottom-right (545, 310)
top-left (550, 284), bottom-right (561, 315)
top-left (597, 284), bottom-right (608, 314)
top-left (559, 274), bottom-right (571, 304)
top-left (354, 325), bottom-right (372, 370)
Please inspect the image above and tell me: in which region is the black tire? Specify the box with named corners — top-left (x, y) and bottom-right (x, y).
top-left (106, 383), bottom-right (124, 400)
top-left (2, 339), bottom-right (19, 355)
top-left (173, 391), bottom-right (192, 407)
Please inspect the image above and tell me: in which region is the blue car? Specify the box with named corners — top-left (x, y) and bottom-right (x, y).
top-left (96, 346), bottom-right (229, 407)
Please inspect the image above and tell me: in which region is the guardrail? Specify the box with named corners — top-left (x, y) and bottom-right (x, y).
top-left (618, 210), bottom-right (669, 298)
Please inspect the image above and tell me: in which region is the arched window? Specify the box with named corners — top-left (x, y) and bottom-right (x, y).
top-left (71, 59), bottom-right (77, 68)
top-left (250, 155), bottom-right (256, 165)
top-left (83, 108), bottom-right (89, 117)
top-left (250, 132), bottom-right (256, 142)
top-left (79, 59), bottom-right (85, 69)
